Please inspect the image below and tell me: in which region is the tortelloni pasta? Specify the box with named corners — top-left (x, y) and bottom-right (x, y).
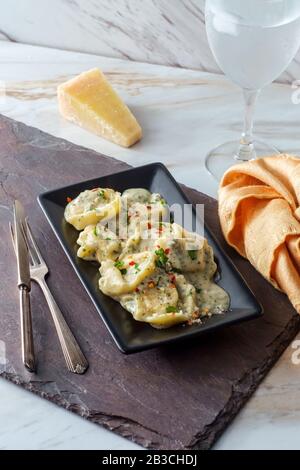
top-left (99, 252), bottom-right (157, 296)
top-left (65, 188), bottom-right (121, 230)
top-left (118, 271), bottom-right (193, 327)
top-left (65, 186), bottom-right (230, 329)
top-left (77, 224), bottom-right (121, 262)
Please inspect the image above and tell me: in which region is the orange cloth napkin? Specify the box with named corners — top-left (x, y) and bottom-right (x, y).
top-left (219, 155), bottom-right (300, 313)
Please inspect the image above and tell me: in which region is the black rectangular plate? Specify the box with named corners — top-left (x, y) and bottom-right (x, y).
top-left (38, 163), bottom-right (263, 353)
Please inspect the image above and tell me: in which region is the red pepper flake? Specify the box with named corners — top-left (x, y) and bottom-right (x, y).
top-left (164, 248), bottom-right (170, 255)
top-left (156, 245), bottom-right (160, 249)
top-left (129, 261), bottom-right (135, 266)
top-left (170, 275), bottom-right (176, 283)
top-left (66, 197), bottom-right (72, 203)
top-left (135, 287), bottom-right (140, 293)
top-left (147, 223), bottom-right (152, 229)
top-left (147, 205), bottom-right (151, 210)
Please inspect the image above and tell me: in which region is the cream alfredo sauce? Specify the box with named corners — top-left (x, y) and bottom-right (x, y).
top-left (65, 187), bottom-right (230, 328)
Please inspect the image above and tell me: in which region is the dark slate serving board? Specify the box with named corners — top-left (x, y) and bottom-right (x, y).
top-left (0, 114), bottom-right (299, 450)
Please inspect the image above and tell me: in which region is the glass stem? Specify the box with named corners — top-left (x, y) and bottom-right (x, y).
top-left (236, 88), bottom-right (260, 161)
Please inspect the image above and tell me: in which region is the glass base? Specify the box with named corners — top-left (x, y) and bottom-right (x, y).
top-left (205, 140), bottom-right (279, 181)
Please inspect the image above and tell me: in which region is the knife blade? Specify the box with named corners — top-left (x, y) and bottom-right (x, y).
top-left (13, 200), bottom-right (36, 372)
top-left (14, 201), bottom-right (31, 289)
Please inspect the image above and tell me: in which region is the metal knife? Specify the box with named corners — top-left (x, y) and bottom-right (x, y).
top-left (13, 200), bottom-right (36, 372)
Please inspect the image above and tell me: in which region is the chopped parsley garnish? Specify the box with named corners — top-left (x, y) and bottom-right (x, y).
top-left (114, 260), bottom-right (124, 269)
top-left (93, 226), bottom-right (98, 237)
top-left (155, 248), bottom-right (168, 269)
top-left (114, 260), bottom-right (127, 275)
top-left (98, 190), bottom-right (106, 199)
top-left (105, 237), bottom-right (112, 241)
top-left (166, 306), bottom-right (177, 313)
top-left (134, 263), bottom-right (140, 273)
top-left (169, 212), bottom-right (175, 224)
top-left (188, 250), bottom-right (197, 261)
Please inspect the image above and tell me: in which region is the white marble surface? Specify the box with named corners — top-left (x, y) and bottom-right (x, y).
top-left (1, 0), bottom-right (300, 84)
top-left (0, 42), bottom-right (300, 450)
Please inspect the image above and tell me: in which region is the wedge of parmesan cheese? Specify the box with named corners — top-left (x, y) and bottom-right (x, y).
top-left (58, 68), bottom-right (142, 148)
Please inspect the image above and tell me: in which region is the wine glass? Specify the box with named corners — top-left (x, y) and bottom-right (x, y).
top-left (205, 0), bottom-right (300, 180)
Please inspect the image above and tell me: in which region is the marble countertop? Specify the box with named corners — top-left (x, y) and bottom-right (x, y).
top-left (0, 41), bottom-right (300, 450)
top-left (1, 0), bottom-right (300, 84)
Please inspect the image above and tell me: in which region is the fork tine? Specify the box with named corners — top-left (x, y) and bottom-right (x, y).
top-left (25, 220), bottom-right (43, 264)
top-left (21, 222), bottom-right (37, 266)
top-left (9, 221), bottom-right (35, 266)
top-left (20, 222), bottom-right (30, 252)
top-left (9, 222), bottom-right (16, 255)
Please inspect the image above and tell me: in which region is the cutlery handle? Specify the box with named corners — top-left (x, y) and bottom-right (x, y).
top-left (38, 279), bottom-right (88, 374)
top-left (19, 286), bottom-right (36, 372)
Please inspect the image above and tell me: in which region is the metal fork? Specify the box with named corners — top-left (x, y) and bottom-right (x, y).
top-left (10, 221), bottom-right (88, 375)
